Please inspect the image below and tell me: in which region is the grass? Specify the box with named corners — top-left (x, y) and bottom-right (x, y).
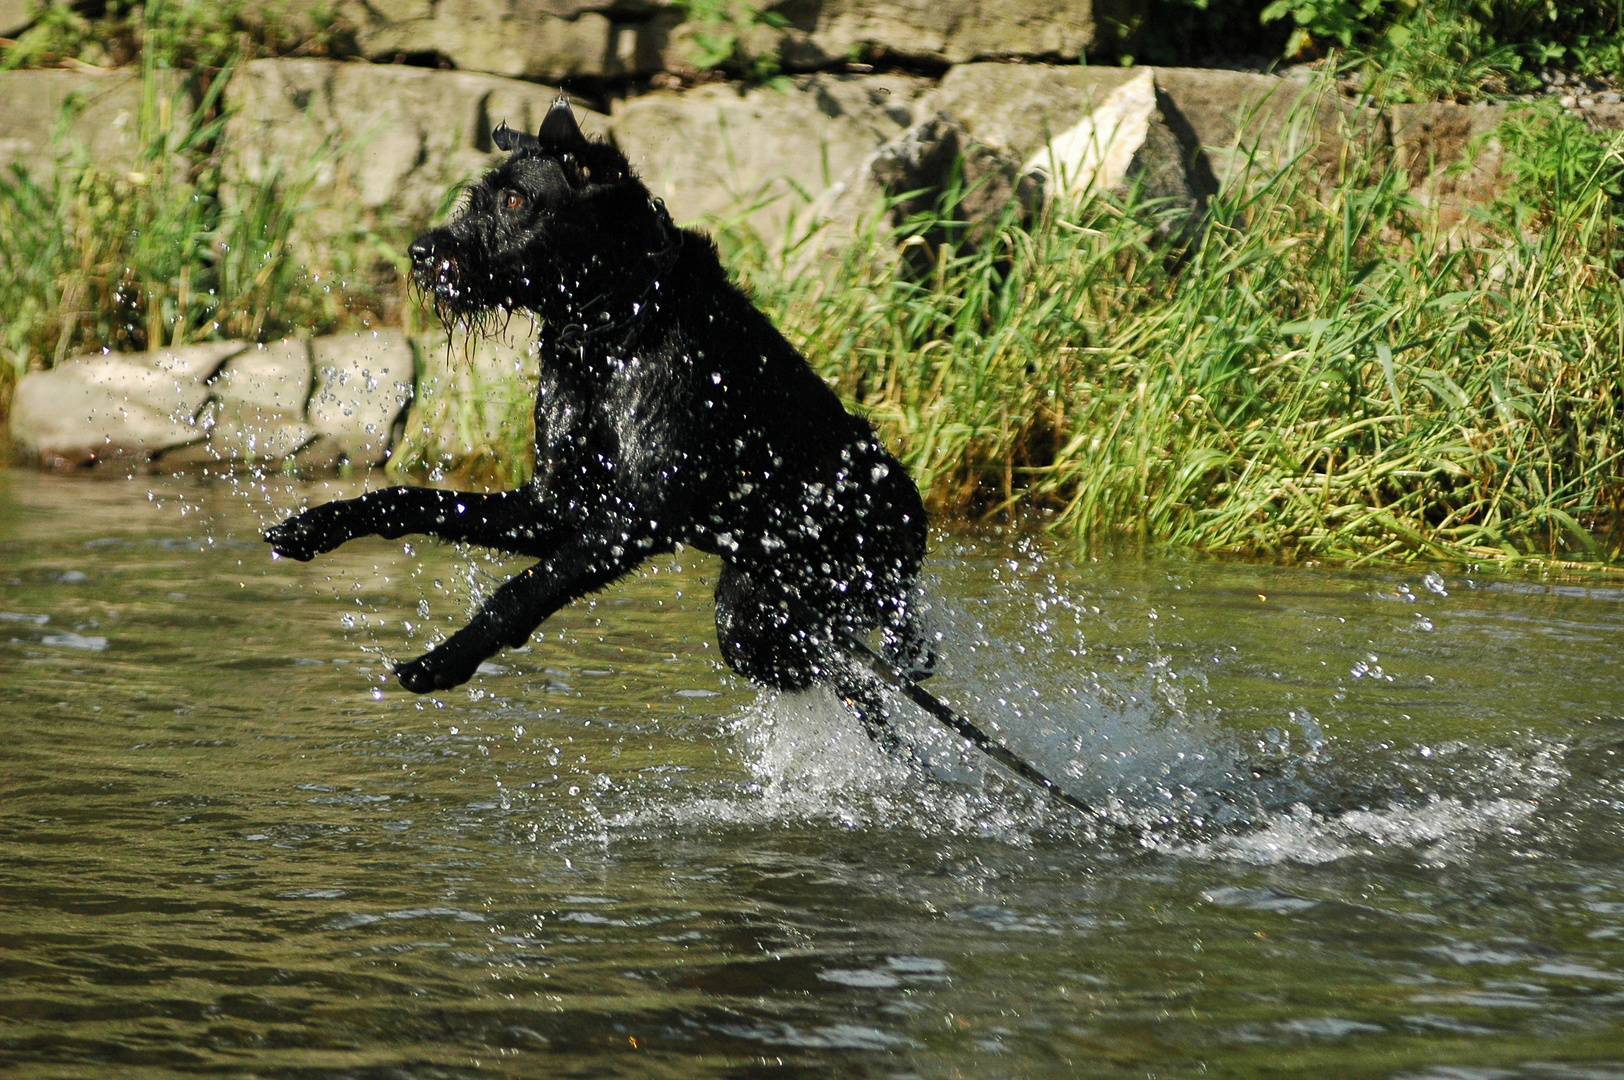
top-left (0, 19), bottom-right (412, 419)
top-left (717, 92), bottom-right (1624, 565)
top-left (1140, 1), bottom-right (1622, 102)
top-left (4, 47), bottom-right (1624, 567)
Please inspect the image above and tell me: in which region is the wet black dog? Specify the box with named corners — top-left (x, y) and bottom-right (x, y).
top-left (265, 99), bottom-right (929, 726)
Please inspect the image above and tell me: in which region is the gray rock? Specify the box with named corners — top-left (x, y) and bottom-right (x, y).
top-left (1389, 101), bottom-right (1507, 233)
top-left (195, 401), bottom-right (318, 463)
top-left (926, 63), bottom-right (1361, 198)
top-left (1581, 100), bottom-right (1624, 131)
top-left (0, 0), bottom-right (33, 38)
top-left (758, 0), bottom-right (1123, 69)
top-left (0, 69), bottom-right (151, 182)
top-left (394, 327), bottom-right (537, 474)
top-left (1150, 67), bottom-right (1363, 188)
top-left (611, 73), bottom-right (928, 241)
top-left (10, 342), bottom-right (246, 468)
top-left (210, 339), bottom-right (313, 414)
top-left (308, 329), bottom-right (416, 465)
top-left (922, 63), bottom-right (1148, 161)
top-left (224, 58), bottom-right (609, 222)
top-left (339, 0), bottom-right (623, 83)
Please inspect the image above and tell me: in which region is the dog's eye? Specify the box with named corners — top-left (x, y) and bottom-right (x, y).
top-left (503, 191), bottom-right (525, 211)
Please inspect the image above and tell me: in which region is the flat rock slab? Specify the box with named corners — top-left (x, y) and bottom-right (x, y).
top-left (12, 332), bottom-right (414, 472)
top-left (612, 74), bottom-right (928, 238)
top-left (1390, 101), bottom-right (1507, 225)
top-left (768, 0), bottom-right (1106, 68)
top-left (10, 342), bottom-right (246, 468)
top-left (335, 0), bottom-right (630, 83)
top-left (0, 69), bottom-right (152, 182)
top-left (309, 329), bottom-right (416, 465)
top-left (212, 339), bottom-right (314, 414)
top-left (225, 58), bottom-right (609, 220)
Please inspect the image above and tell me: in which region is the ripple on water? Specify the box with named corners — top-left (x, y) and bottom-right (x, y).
top-left (9, 468), bottom-right (1624, 1077)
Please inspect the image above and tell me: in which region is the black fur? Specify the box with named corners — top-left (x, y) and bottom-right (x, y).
top-left (265, 101), bottom-right (930, 718)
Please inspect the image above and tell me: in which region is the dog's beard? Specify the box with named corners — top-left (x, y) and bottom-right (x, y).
top-left (411, 253), bottom-right (520, 340)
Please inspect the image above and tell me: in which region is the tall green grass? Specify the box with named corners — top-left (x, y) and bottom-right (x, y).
top-left (0, 43), bottom-right (408, 417)
top-left (6, 47), bottom-right (1623, 568)
top-left (720, 97), bottom-right (1624, 565)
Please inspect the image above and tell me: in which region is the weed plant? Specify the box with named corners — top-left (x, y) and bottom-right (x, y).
top-left (1139, 0), bottom-right (1622, 100)
top-left (718, 95), bottom-right (1624, 565)
top-left (0, 28), bottom-right (406, 413)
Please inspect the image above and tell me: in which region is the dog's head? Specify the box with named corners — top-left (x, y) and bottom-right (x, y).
top-left (409, 99), bottom-right (675, 326)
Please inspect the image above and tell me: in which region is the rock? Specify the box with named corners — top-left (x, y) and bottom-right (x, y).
top-left (10, 342), bottom-right (246, 468)
top-left (0, 0), bottom-right (33, 38)
top-left (1389, 101), bottom-right (1507, 234)
top-left (611, 73), bottom-right (928, 241)
top-left (224, 58), bottom-right (609, 223)
top-left (1024, 68), bottom-right (1157, 198)
top-left (210, 339), bottom-right (313, 414)
top-left (922, 63), bottom-right (1148, 162)
top-left (308, 329), bottom-right (416, 465)
top-left (1580, 100), bottom-right (1624, 131)
top-left (1020, 68), bottom-right (1214, 238)
top-left (760, 0), bottom-right (1124, 69)
top-left (394, 327), bottom-right (537, 475)
top-left (338, 0), bottom-right (623, 83)
top-left (0, 69), bottom-right (150, 182)
top-left (196, 401), bottom-right (318, 463)
top-left (1149, 67), bottom-right (1361, 187)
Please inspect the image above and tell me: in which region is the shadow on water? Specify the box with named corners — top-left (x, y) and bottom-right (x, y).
top-left (5, 466), bottom-right (1624, 1078)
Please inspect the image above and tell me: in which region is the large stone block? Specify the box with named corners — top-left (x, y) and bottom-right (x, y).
top-left (1390, 101), bottom-right (1506, 209)
top-left (333, 0), bottom-right (625, 82)
top-left (785, 0), bottom-right (1106, 68)
top-left (1150, 67), bottom-right (1363, 185)
top-left (12, 331), bottom-right (415, 471)
top-left (308, 329), bottom-right (416, 465)
top-left (0, 69), bottom-right (148, 181)
top-left (611, 73), bottom-right (928, 239)
top-left (0, 0), bottom-right (33, 38)
top-left (923, 63), bottom-right (1146, 161)
top-left (211, 339), bottom-right (314, 414)
top-left (10, 342), bottom-right (246, 467)
top-left (224, 57), bottom-right (609, 222)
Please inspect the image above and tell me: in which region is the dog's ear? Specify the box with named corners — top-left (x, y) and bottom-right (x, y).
top-left (492, 121), bottom-right (538, 153)
top-left (537, 97), bottom-right (586, 149)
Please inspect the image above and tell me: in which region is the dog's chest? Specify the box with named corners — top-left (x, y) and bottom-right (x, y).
top-left (530, 346), bottom-right (685, 490)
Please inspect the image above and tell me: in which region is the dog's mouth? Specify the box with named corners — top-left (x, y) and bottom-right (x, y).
top-left (410, 241), bottom-right (468, 306)
top-left (408, 236), bottom-right (507, 329)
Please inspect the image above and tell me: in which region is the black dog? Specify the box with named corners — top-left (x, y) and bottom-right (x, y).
top-left (265, 99), bottom-right (929, 727)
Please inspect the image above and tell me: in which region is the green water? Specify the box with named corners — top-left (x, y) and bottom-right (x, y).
top-left (4, 466), bottom-right (1624, 1079)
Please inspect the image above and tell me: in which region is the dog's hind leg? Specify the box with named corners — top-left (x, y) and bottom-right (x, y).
top-left (824, 652), bottom-right (903, 750)
top-left (713, 564), bottom-right (904, 748)
top-left (266, 487), bottom-right (560, 561)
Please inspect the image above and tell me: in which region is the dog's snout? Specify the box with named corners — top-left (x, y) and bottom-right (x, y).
top-left (408, 238), bottom-right (433, 264)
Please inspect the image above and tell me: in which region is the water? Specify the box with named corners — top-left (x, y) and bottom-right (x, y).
top-left (4, 466), bottom-right (1624, 1078)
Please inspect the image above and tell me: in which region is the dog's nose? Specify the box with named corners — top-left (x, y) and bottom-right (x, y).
top-left (408, 239), bottom-right (432, 264)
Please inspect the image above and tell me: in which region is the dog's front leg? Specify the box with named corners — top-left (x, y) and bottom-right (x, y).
top-left (266, 487), bottom-right (557, 561)
top-left (393, 539), bottom-right (645, 693)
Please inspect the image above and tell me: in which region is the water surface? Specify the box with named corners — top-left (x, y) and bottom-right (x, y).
top-left (4, 467), bottom-right (1624, 1078)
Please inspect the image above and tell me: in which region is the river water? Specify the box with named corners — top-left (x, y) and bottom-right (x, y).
top-left (4, 466), bottom-right (1624, 1078)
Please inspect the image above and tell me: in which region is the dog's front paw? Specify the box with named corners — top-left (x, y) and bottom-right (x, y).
top-left (265, 508), bottom-right (338, 562)
top-left (395, 644), bottom-right (485, 694)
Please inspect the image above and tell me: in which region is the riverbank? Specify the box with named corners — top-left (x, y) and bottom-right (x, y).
top-left (3, 7), bottom-right (1622, 566)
